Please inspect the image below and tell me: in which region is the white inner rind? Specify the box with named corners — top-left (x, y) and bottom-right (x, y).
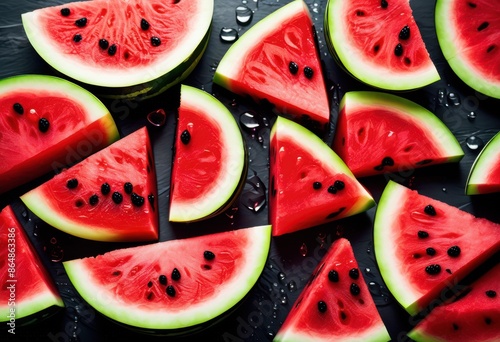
top-left (63, 225), bottom-right (272, 330)
top-left (21, 1), bottom-right (214, 88)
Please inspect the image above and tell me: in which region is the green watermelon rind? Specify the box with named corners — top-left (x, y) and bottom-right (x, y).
top-left (169, 85), bottom-right (247, 223)
top-left (435, 0), bottom-right (500, 99)
top-left (21, 1), bottom-right (214, 99)
top-left (324, 0), bottom-right (440, 91)
top-left (338, 91), bottom-right (464, 169)
top-left (271, 116), bottom-right (376, 219)
top-left (465, 131), bottom-right (500, 195)
top-left (62, 225), bottom-right (272, 330)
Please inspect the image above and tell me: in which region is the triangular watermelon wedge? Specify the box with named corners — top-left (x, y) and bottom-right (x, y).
top-left (270, 116), bottom-right (375, 236)
top-left (0, 205), bottom-right (64, 325)
top-left (408, 262), bottom-right (500, 342)
top-left (374, 180), bottom-right (500, 316)
top-left (213, 0), bottom-right (330, 129)
top-left (20, 127), bottom-right (158, 242)
top-left (274, 238), bottom-right (391, 342)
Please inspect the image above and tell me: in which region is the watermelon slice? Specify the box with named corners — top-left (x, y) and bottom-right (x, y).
top-left (0, 74), bottom-right (119, 195)
top-left (20, 127), bottom-right (158, 242)
top-left (0, 205), bottom-right (64, 325)
top-left (169, 85), bottom-right (247, 223)
top-left (332, 91), bottom-right (464, 178)
top-left (408, 262), bottom-right (500, 342)
top-left (274, 238), bottom-right (391, 342)
top-left (213, 0), bottom-right (330, 128)
top-left (21, 0), bottom-right (213, 99)
top-left (466, 131), bottom-right (500, 195)
top-left (63, 225), bottom-right (271, 331)
top-left (324, 0), bottom-right (440, 90)
top-left (435, 0), bottom-right (500, 99)
top-left (270, 116), bottom-right (375, 236)
top-left (374, 180), bottom-right (500, 316)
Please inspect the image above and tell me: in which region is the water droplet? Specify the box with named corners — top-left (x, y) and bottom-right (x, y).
top-left (368, 281), bottom-right (392, 306)
top-left (147, 109), bottom-right (166, 127)
top-left (287, 280), bottom-right (297, 292)
top-left (436, 88), bottom-right (446, 106)
top-left (240, 174), bottom-right (266, 212)
top-left (278, 272), bottom-right (286, 283)
top-left (280, 294), bottom-right (288, 305)
top-left (235, 5), bottom-right (253, 25)
top-left (466, 135), bottom-right (484, 151)
top-left (447, 92), bottom-right (461, 106)
top-left (33, 224), bottom-right (40, 237)
top-left (467, 111), bottom-right (476, 121)
top-left (239, 111), bottom-right (261, 132)
top-left (442, 187), bottom-right (447, 193)
top-left (299, 242), bottom-right (308, 256)
top-left (219, 27), bottom-right (238, 43)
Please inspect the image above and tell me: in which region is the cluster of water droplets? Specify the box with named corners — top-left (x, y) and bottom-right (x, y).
top-left (219, 2), bottom-right (255, 43)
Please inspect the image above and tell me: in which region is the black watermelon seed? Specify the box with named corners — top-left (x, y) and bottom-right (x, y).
top-left (140, 18), bottom-right (150, 30)
top-left (75, 17), bottom-right (87, 27)
top-left (381, 0), bottom-right (388, 8)
top-left (426, 247), bottom-right (436, 256)
top-left (327, 185), bottom-right (337, 194)
top-left (447, 245), bottom-right (461, 257)
top-left (328, 270), bottom-right (339, 282)
top-left (39, 118), bottom-right (50, 132)
top-left (446, 268), bottom-right (452, 274)
top-left (99, 38), bottom-right (109, 50)
top-left (204, 250), bottom-right (215, 260)
top-left (313, 181), bottom-right (322, 190)
top-left (303, 66), bottom-right (314, 79)
top-left (146, 292), bottom-right (154, 300)
top-left (66, 178), bottom-right (78, 189)
top-left (424, 204), bottom-right (436, 216)
top-left (101, 182), bottom-right (111, 195)
top-left (166, 285), bottom-right (176, 297)
top-left (108, 44), bottom-right (117, 56)
top-left (394, 43), bottom-right (403, 56)
top-left (485, 290), bottom-right (496, 298)
top-left (399, 25), bottom-right (410, 40)
top-left (418, 230), bottom-right (429, 238)
top-left (171, 268), bottom-right (181, 280)
top-left (159, 275), bottom-right (167, 285)
top-left (477, 22), bottom-right (489, 31)
top-left (413, 253), bottom-right (422, 259)
top-left (112, 191), bottom-right (123, 204)
top-left (425, 264), bottom-right (441, 275)
top-left (452, 323), bottom-right (459, 330)
top-left (485, 317), bottom-right (492, 325)
top-left (151, 36), bottom-right (161, 47)
top-left (13, 103), bottom-right (24, 114)
top-left (124, 182), bottom-right (133, 194)
top-left (334, 180), bottom-right (345, 190)
top-left (350, 283), bottom-right (361, 296)
top-left (60, 8), bottom-right (71, 16)
top-left (147, 281), bottom-right (153, 288)
top-left (73, 34), bottom-right (82, 43)
top-left (317, 300), bottom-right (327, 313)
top-left (180, 129), bottom-right (191, 144)
top-left (349, 268), bottom-right (359, 280)
top-left (131, 193), bottom-right (145, 207)
top-left (89, 194), bottom-right (99, 206)
top-left (112, 270), bottom-right (121, 276)
top-left (289, 61), bottom-right (299, 74)
top-left (382, 156), bottom-right (394, 166)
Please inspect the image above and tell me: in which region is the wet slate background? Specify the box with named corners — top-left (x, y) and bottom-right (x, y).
top-left (1, 0), bottom-right (500, 341)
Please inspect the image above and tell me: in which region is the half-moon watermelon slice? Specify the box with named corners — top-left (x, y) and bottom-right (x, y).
top-left (0, 205), bottom-right (64, 325)
top-left (63, 224), bottom-right (271, 332)
top-left (407, 262), bottom-right (500, 342)
top-left (274, 238), bottom-right (391, 342)
top-left (324, 0), bottom-right (440, 91)
top-left (332, 91), bottom-right (464, 178)
top-left (169, 85), bottom-right (247, 223)
top-left (374, 180), bottom-right (500, 316)
top-left (0, 74), bottom-right (119, 195)
top-left (21, 0), bottom-right (213, 99)
top-left (270, 116), bottom-right (375, 236)
top-left (20, 127), bottom-right (158, 242)
top-left (466, 131), bottom-right (500, 195)
top-left (435, 0), bottom-right (500, 99)
top-left (213, 0), bottom-right (330, 128)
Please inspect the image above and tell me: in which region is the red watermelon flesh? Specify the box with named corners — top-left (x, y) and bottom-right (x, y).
top-left (270, 116), bottom-right (375, 236)
top-left (20, 127), bottom-right (158, 242)
top-left (408, 262), bottom-right (500, 342)
top-left (0, 205), bottom-right (64, 323)
top-left (374, 180), bottom-right (500, 316)
top-left (0, 74), bottom-right (119, 194)
top-left (214, 0), bottom-right (330, 127)
top-left (274, 238), bottom-right (390, 341)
